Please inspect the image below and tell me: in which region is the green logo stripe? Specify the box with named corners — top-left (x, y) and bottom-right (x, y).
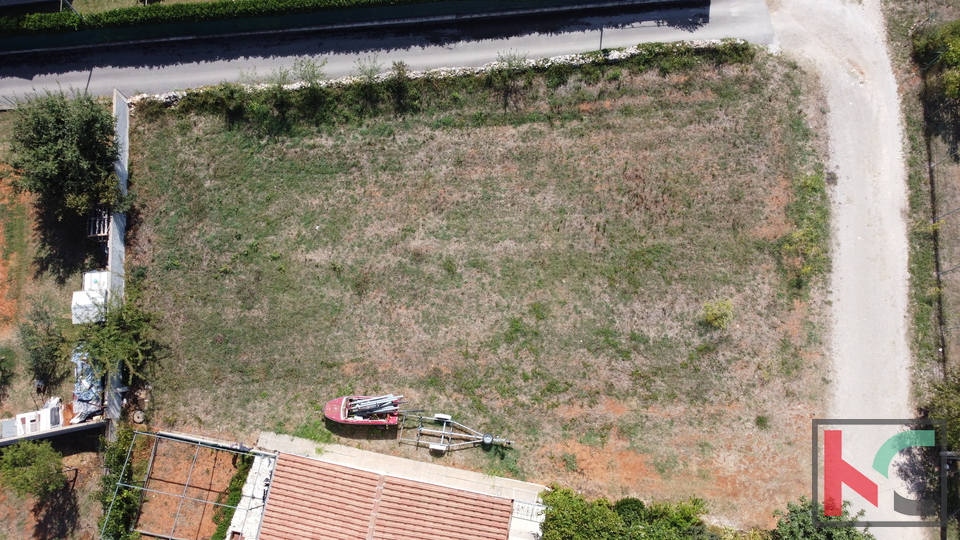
top-left (872, 430), bottom-right (935, 478)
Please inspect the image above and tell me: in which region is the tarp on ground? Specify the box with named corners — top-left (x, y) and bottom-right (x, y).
top-left (71, 347), bottom-right (103, 422)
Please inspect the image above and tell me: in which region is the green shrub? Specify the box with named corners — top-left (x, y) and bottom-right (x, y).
top-left (773, 497), bottom-right (874, 539)
top-left (76, 294), bottom-right (160, 386)
top-left (642, 498), bottom-right (707, 533)
top-left (20, 11), bottom-right (81, 33)
top-left (540, 487), bottom-right (716, 540)
top-left (545, 63), bottom-right (575, 89)
top-left (540, 486), bottom-right (624, 540)
top-left (0, 348), bottom-right (16, 399)
top-left (914, 19), bottom-right (960, 70)
top-left (913, 19), bottom-right (960, 102)
top-left (701, 299), bottom-right (733, 329)
top-left (613, 497), bottom-right (645, 526)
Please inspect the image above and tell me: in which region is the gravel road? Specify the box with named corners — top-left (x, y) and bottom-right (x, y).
top-left (768, 0), bottom-right (922, 537)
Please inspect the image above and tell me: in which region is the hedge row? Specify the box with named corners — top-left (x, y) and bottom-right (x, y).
top-left (0, 0), bottom-right (440, 37)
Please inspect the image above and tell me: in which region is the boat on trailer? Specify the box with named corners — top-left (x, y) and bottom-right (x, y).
top-left (323, 394), bottom-right (404, 426)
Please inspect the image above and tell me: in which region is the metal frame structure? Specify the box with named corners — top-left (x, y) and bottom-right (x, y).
top-left (399, 414), bottom-right (512, 453)
top-left (99, 431), bottom-right (276, 540)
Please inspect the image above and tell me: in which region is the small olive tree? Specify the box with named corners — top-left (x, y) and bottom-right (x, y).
top-left (17, 301), bottom-right (69, 391)
top-left (77, 294), bottom-right (160, 385)
top-left (0, 440), bottom-right (66, 501)
top-left (8, 90), bottom-right (119, 219)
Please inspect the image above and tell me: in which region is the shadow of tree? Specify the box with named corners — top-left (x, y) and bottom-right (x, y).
top-left (31, 204), bottom-right (106, 285)
top-left (893, 444), bottom-right (943, 519)
top-left (32, 483), bottom-right (79, 540)
top-left (323, 418), bottom-right (398, 441)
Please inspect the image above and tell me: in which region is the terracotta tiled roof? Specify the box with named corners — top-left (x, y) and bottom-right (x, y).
top-left (259, 453), bottom-right (512, 540)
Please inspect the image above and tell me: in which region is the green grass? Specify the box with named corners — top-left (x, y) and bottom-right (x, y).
top-left (129, 45), bottom-right (828, 500)
top-left (291, 419), bottom-right (336, 444)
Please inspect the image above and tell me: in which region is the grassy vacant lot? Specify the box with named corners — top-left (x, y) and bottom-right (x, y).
top-left (130, 46), bottom-right (829, 527)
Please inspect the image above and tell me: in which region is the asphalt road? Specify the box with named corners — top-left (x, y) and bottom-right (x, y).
top-left (0, 0), bottom-right (772, 101)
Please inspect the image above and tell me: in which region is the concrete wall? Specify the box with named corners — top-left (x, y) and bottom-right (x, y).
top-left (106, 89), bottom-right (129, 432)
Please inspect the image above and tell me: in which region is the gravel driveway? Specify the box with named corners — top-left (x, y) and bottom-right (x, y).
top-left (768, 0), bottom-right (922, 537)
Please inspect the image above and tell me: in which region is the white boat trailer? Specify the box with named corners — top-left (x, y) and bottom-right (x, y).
top-left (399, 414), bottom-right (513, 453)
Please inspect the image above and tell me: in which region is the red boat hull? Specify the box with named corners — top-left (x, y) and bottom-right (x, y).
top-left (323, 396), bottom-right (400, 426)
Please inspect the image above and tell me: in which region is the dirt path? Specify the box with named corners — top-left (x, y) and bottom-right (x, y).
top-left (768, 0), bottom-right (918, 536)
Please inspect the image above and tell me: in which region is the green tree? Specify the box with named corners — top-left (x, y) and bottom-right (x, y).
top-left (17, 301), bottom-right (68, 390)
top-left (773, 497), bottom-right (874, 540)
top-left (8, 90), bottom-right (119, 218)
top-left (0, 440), bottom-right (66, 500)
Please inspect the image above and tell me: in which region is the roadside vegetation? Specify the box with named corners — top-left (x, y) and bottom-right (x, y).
top-left (883, 0), bottom-right (958, 401)
top-left (128, 41), bottom-right (830, 526)
top-left (7, 91), bottom-right (120, 219)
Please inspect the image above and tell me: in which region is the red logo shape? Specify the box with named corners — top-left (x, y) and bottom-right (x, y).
top-left (824, 430), bottom-right (879, 516)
